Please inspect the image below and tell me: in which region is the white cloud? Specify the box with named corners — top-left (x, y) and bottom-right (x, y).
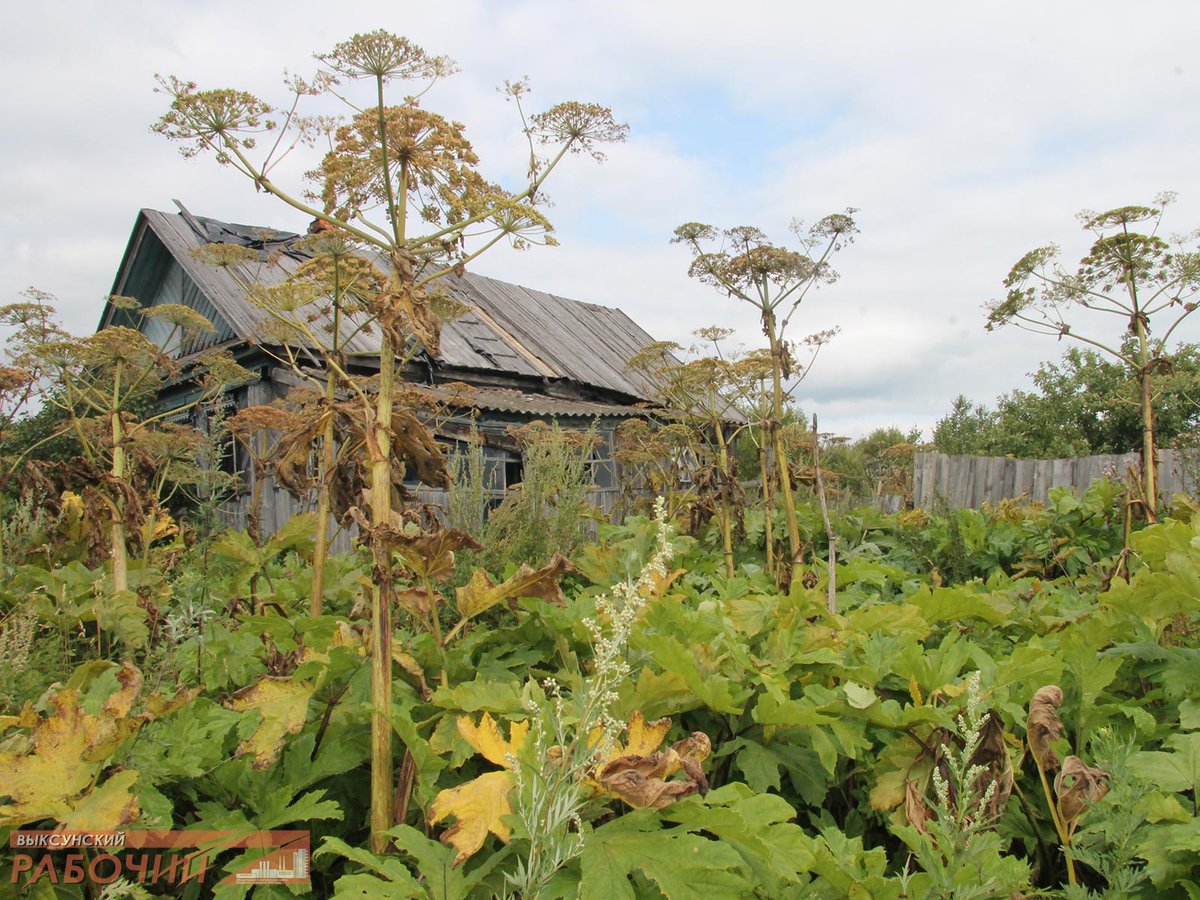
top-left (4, 0), bottom-right (1200, 440)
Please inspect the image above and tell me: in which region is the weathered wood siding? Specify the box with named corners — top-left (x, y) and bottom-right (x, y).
top-left (218, 478), bottom-right (623, 551)
top-left (912, 450), bottom-right (1197, 509)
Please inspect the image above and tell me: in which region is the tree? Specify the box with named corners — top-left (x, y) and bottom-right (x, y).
top-left (821, 425), bottom-right (922, 506)
top-left (932, 395), bottom-right (997, 458)
top-left (155, 31), bottom-right (625, 851)
top-left (672, 215), bottom-right (856, 586)
top-left (986, 195), bottom-right (1200, 514)
top-left (933, 345), bottom-right (1200, 460)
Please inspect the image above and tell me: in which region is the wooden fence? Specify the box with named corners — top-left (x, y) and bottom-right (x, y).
top-left (911, 449), bottom-right (1197, 510)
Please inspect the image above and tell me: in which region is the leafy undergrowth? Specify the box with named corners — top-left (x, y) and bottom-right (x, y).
top-left (2, 487), bottom-right (1199, 897)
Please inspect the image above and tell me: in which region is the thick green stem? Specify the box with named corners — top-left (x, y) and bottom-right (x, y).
top-left (1135, 327), bottom-right (1158, 521)
top-left (765, 319), bottom-right (802, 585)
top-left (757, 440), bottom-right (777, 586)
top-left (311, 268), bottom-right (344, 616)
top-left (312, 409), bottom-right (334, 617)
top-left (366, 83), bottom-right (405, 854)
top-left (109, 361), bottom-right (129, 594)
top-left (714, 424), bottom-right (735, 578)
top-left (368, 331), bottom-right (396, 853)
top-left (1123, 223), bottom-right (1159, 522)
top-left (812, 415), bottom-right (837, 614)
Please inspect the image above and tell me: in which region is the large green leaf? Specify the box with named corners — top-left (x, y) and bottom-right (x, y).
top-left (580, 813), bottom-right (752, 899)
top-left (1131, 733), bottom-right (1200, 796)
top-left (659, 785), bottom-right (813, 889)
top-left (316, 836), bottom-right (423, 898)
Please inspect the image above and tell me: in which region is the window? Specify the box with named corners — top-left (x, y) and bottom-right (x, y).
top-left (586, 429), bottom-right (616, 489)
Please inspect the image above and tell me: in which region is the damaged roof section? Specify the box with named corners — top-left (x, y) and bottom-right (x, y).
top-left (104, 208), bottom-right (664, 403)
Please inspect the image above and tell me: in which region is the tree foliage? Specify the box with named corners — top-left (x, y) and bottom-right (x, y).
top-left (935, 344), bottom-right (1200, 459)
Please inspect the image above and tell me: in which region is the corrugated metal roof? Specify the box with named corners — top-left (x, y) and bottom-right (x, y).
top-left (415, 384), bottom-right (650, 419)
top-left (130, 208), bottom-right (663, 402)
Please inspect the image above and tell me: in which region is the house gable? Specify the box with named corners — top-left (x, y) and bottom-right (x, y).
top-left (100, 213), bottom-right (239, 359)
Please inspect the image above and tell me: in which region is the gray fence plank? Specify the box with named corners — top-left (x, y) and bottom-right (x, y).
top-left (912, 449), bottom-right (1190, 509)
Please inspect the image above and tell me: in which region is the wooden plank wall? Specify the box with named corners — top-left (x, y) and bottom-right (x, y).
top-left (912, 449), bottom-right (1197, 509)
top-left (219, 481), bottom-right (624, 550)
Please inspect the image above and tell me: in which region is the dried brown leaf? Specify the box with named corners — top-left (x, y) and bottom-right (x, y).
top-left (1027, 685), bottom-right (1065, 772)
top-left (906, 777), bottom-right (933, 834)
top-left (393, 527), bottom-right (481, 581)
top-left (396, 586), bottom-right (440, 618)
top-left (969, 711), bottom-right (1015, 821)
top-left (593, 729), bottom-right (711, 810)
top-left (1055, 755), bottom-right (1111, 825)
top-left (595, 750), bottom-right (708, 809)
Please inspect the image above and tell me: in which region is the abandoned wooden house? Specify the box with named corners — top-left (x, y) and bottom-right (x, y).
top-left (98, 206), bottom-right (668, 534)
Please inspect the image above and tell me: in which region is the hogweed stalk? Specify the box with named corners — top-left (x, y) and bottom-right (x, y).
top-left (507, 498), bottom-right (674, 897)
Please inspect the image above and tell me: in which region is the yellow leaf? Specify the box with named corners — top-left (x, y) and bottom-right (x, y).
top-left (608, 711), bottom-right (671, 760)
top-left (59, 771), bottom-right (140, 832)
top-left (585, 711), bottom-right (671, 769)
top-left (225, 677), bottom-right (314, 770)
top-left (869, 768), bottom-right (907, 812)
top-left (908, 676), bottom-right (923, 706)
top-left (649, 568), bottom-right (687, 599)
top-left (456, 713), bottom-right (529, 769)
top-left (455, 569), bottom-right (500, 620)
top-left (0, 663), bottom-right (177, 828)
top-left (0, 691), bottom-right (113, 824)
top-left (102, 663), bottom-right (144, 718)
top-left (429, 770), bottom-right (515, 866)
top-left (454, 555), bottom-right (577, 621)
top-left (61, 491), bottom-right (85, 541)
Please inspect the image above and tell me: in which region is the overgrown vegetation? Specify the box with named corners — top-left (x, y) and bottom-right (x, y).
top-left (3, 455), bottom-right (1200, 897)
top-left (4, 27), bottom-right (1200, 899)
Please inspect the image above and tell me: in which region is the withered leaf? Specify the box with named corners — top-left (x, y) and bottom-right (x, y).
top-left (391, 407), bottom-right (450, 488)
top-left (593, 730), bottom-right (712, 810)
top-left (968, 711), bottom-right (1015, 822)
top-left (1027, 685), bottom-right (1065, 772)
top-left (906, 777), bottom-right (933, 833)
top-left (1055, 755), bottom-right (1111, 825)
top-left (393, 527), bottom-right (481, 581)
top-left (396, 586), bottom-right (441, 618)
top-left (595, 747), bottom-right (709, 810)
top-left (455, 554), bottom-right (578, 621)
top-left (392, 648), bottom-right (431, 701)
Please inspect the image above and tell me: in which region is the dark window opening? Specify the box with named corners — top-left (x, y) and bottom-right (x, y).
top-left (504, 457), bottom-right (523, 488)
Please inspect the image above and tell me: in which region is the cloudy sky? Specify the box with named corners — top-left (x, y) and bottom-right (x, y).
top-left (3, 1), bottom-right (1199, 438)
